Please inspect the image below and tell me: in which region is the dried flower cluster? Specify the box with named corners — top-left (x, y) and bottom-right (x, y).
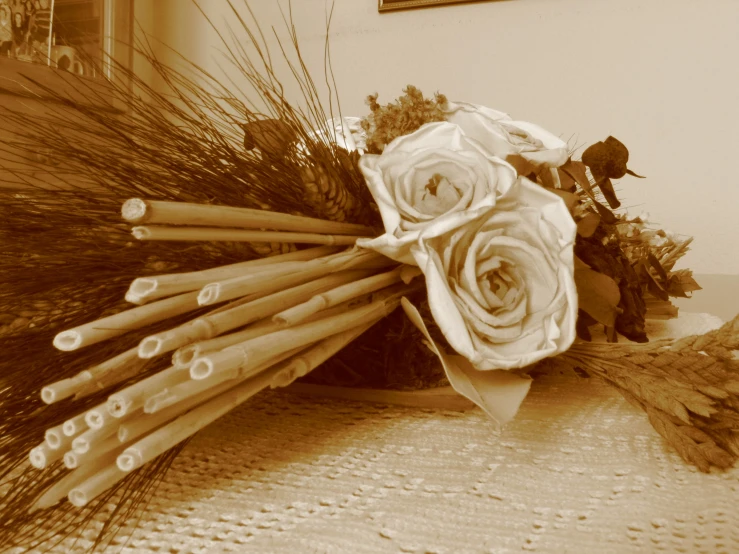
top-left (361, 85), bottom-right (448, 153)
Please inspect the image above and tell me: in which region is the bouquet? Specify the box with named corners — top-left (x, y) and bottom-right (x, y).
top-left (0, 3), bottom-right (737, 551)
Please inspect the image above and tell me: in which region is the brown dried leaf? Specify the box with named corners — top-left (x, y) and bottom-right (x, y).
top-left (676, 272), bottom-right (702, 293)
top-left (582, 136), bottom-right (630, 180)
top-left (639, 261), bottom-right (670, 301)
top-left (665, 276), bottom-right (690, 298)
top-left (560, 159), bottom-right (595, 197)
top-left (556, 166), bottom-right (577, 191)
top-left (575, 267), bottom-right (622, 328)
top-left (592, 199), bottom-right (618, 224)
top-left (647, 252), bottom-right (669, 282)
top-left (594, 176), bottom-right (621, 209)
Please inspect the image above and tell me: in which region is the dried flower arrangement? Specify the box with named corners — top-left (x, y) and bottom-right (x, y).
top-left (0, 3), bottom-right (736, 551)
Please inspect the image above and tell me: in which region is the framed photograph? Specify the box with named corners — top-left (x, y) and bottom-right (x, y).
top-left (379, 0), bottom-right (485, 12)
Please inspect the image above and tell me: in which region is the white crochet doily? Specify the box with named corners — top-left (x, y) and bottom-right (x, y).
top-left (17, 313), bottom-right (739, 553)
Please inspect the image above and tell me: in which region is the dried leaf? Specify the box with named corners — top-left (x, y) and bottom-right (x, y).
top-left (574, 256), bottom-right (591, 271)
top-left (575, 309), bottom-right (598, 341)
top-left (560, 159), bottom-right (597, 198)
top-left (556, 166), bottom-right (577, 191)
top-left (625, 168), bottom-right (646, 178)
top-left (664, 276), bottom-right (690, 298)
top-left (676, 272), bottom-right (702, 294)
top-left (591, 199), bottom-right (618, 224)
top-left (639, 261), bottom-right (670, 301)
top-left (594, 176), bottom-right (621, 209)
top-left (577, 212), bottom-right (601, 238)
top-left (582, 136), bottom-right (630, 180)
top-left (575, 267), bottom-right (622, 328)
top-left (647, 252), bottom-right (668, 282)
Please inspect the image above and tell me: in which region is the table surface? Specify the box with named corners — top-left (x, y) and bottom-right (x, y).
top-left (13, 277), bottom-right (739, 554)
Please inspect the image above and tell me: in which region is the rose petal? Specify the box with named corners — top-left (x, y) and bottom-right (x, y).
top-left (416, 176), bottom-right (578, 371)
top-left (358, 122), bottom-right (517, 265)
top-left (401, 298), bottom-right (532, 428)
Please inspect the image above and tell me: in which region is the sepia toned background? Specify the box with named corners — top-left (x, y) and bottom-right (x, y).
top-left (133, 0), bottom-right (739, 279)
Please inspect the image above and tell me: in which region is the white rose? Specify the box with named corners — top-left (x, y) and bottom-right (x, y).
top-left (357, 121), bottom-right (517, 265)
top-left (411, 177), bottom-right (578, 370)
top-left (444, 101), bottom-right (569, 170)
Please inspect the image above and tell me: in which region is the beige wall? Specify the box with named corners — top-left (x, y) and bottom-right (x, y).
top-left (134, 0), bottom-right (739, 275)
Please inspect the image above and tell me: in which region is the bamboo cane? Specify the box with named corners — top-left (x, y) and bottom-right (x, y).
top-left (53, 290), bottom-right (201, 352)
top-left (44, 423), bottom-right (73, 451)
top-left (29, 442), bottom-right (64, 469)
top-left (124, 245), bottom-right (340, 304)
top-left (171, 317), bottom-right (280, 369)
top-left (42, 347), bottom-right (147, 403)
top-left (273, 266), bottom-right (407, 327)
top-left (132, 225), bottom-right (364, 246)
top-left (197, 249), bottom-right (389, 306)
top-left (64, 435), bottom-right (121, 469)
top-left (72, 424), bottom-right (118, 454)
top-left (68, 464), bottom-right (129, 508)
top-left (122, 198), bottom-right (376, 236)
top-left (146, 346), bottom-right (305, 414)
top-left (269, 321), bottom-right (377, 388)
top-left (106, 366), bottom-right (188, 418)
top-left (30, 449), bottom-right (124, 512)
top-left (62, 413), bottom-right (88, 437)
top-left (171, 295), bottom-right (372, 369)
top-left (117, 316), bottom-right (393, 474)
top-left (137, 269), bottom-right (375, 359)
top-left (83, 400), bottom-right (113, 430)
top-left (190, 296), bottom-right (400, 381)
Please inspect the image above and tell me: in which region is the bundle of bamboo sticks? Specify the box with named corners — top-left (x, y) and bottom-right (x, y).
top-left (30, 199), bottom-right (420, 510)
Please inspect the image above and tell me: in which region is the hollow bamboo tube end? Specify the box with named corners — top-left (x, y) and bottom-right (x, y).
top-left (107, 395), bottom-right (131, 418)
top-left (69, 465), bottom-right (129, 508)
top-left (131, 226), bottom-right (152, 240)
top-left (172, 345), bottom-right (198, 369)
top-left (29, 447), bottom-right (48, 469)
top-left (63, 415), bottom-right (87, 437)
top-left (85, 409), bottom-right (107, 429)
top-left (138, 336), bottom-right (164, 359)
top-left (44, 429), bottom-right (64, 450)
top-left (63, 451), bottom-right (79, 469)
top-left (72, 437), bottom-right (90, 454)
top-left (62, 422), bottom-right (77, 436)
top-left (190, 358), bottom-right (215, 380)
top-left (53, 330), bottom-right (82, 351)
top-left (40, 387), bottom-right (57, 405)
top-left (41, 372), bottom-right (93, 405)
top-left (198, 284), bottom-right (220, 306)
top-left (117, 450), bottom-right (142, 472)
top-left (128, 278), bottom-right (158, 300)
top-left (68, 489), bottom-right (88, 508)
top-left (121, 198), bottom-right (148, 223)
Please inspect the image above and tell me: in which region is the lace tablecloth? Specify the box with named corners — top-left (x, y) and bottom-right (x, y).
top-left (24, 314), bottom-right (739, 553)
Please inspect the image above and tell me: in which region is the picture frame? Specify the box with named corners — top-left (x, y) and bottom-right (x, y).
top-left (379, 0), bottom-right (485, 13)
